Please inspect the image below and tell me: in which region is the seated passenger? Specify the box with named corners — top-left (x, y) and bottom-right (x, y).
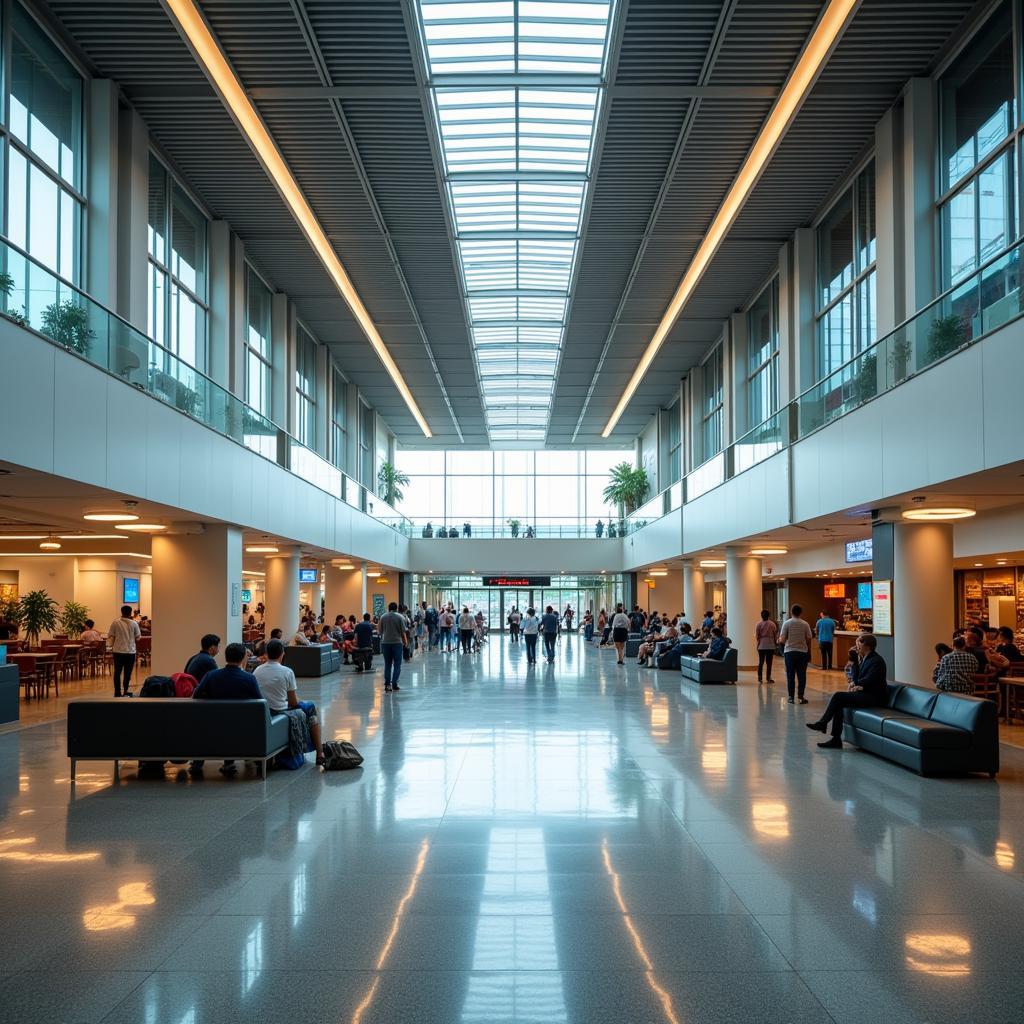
top-left (79, 619), bottom-right (102, 643)
top-left (292, 624), bottom-right (313, 646)
top-left (254, 639), bottom-right (325, 767)
top-left (184, 633), bottom-right (221, 684)
top-left (934, 636), bottom-right (978, 693)
top-left (700, 627), bottom-right (731, 660)
top-left (807, 634), bottom-right (888, 749)
top-left (192, 642), bottom-right (262, 775)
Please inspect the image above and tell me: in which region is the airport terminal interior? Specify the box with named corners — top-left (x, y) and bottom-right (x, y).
top-left (3, 0), bottom-right (1024, 1020)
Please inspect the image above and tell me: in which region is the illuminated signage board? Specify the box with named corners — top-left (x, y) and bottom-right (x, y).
top-left (481, 576), bottom-right (551, 588)
top-left (845, 539), bottom-right (873, 563)
top-left (298, 568), bottom-right (318, 583)
top-left (824, 583), bottom-right (845, 598)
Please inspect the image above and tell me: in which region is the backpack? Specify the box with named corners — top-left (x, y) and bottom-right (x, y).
top-left (139, 675), bottom-right (175, 697)
top-left (170, 672), bottom-right (197, 698)
top-left (321, 740), bottom-right (364, 771)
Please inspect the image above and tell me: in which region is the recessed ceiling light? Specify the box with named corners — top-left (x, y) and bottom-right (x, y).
top-left (650, 570), bottom-right (668, 577)
top-left (700, 560), bottom-right (726, 568)
top-left (246, 545), bottom-right (280, 554)
top-left (751, 546), bottom-right (788, 556)
top-left (997, 560), bottom-right (1007, 565)
top-left (114, 523), bottom-right (167, 533)
top-left (974, 563), bottom-right (983, 567)
top-left (83, 509), bottom-right (139, 522)
top-left (901, 507), bottom-right (976, 521)
top-left (0, 535), bottom-right (46, 541)
top-left (367, 570), bottom-right (381, 577)
top-left (58, 534), bottom-right (126, 541)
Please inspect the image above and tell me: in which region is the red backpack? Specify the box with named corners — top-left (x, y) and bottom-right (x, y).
top-left (171, 672), bottom-right (197, 698)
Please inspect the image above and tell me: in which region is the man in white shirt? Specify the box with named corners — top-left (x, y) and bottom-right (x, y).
top-left (254, 638), bottom-right (324, 764)
top-left (779, 604), bottom-right (814, 704)
top-left (458, 606), bottom-right (475, 654)
top-left (108, 604), bottom-right (141, 697)
top-left (521, 608), bottom-right (541, 664)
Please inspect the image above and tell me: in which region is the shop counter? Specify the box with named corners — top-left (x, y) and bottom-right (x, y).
top-left (834, 630), bottom-right (867, 667)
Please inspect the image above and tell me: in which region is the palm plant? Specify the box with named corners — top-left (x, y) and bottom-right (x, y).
top-left (19, 590), bottom-right (59, 647)
top-left (41, 299), bottom-right (95, 355)
top-left (59, 600), bottom-right (90, 639)
top-left (0, 595), bottom-right (21, 632)
top-left (377, 461), bottom-right (410, 505)
top-left (602, 463), bottom-right (650, 516)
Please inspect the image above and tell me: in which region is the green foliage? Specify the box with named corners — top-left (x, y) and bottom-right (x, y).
top-left (377, 461), bottom-right (410, 505)
top-left (927, 313), bottom-right (968, 363)
top-left (59, 600), bottom-right (90, 639)
top-left (41, 300), bottom-right (95, 355)
top-left (0, 596), bottom-right (22, 630)
top-left (602, 463), bottom-right (650, 515)
top-left (854, 352), bottom-right (878, 404)
top-left (18, 590), bottom-right (59, 646)
top-left (0, 272), bottom-right (14, 296)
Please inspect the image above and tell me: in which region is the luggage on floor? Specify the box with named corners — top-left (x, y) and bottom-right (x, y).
top-left (321, 740), bottom-right (364, 770)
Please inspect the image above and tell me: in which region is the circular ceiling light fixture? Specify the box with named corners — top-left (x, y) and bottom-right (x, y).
top-left (39, 537), bottom-right (61, 550)
top-left (83, 508), bottom-right (139, 523)
top-left (750, 546), bottom-right (788, 556)
top-left (114, 522), bottom-right (167, 533)
top-left (699, 559), bottom-right (726, 568)
top-left (901, 507), bottom-right (976, 521)
top-left (246, 545), bottom-right (280, 554)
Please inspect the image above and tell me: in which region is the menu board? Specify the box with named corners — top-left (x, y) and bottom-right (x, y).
top-left (872, 579), bottom-right (892, 635)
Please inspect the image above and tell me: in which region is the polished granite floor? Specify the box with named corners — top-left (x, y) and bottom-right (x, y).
top-left (3, 636), bottom-right (1024, 1024)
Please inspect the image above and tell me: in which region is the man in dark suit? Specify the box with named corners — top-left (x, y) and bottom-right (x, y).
top-left (806, 634), bottom-right (888, 749)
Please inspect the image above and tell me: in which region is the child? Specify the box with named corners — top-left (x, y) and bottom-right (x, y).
top-left (844, 647), bottom-right (860, 689)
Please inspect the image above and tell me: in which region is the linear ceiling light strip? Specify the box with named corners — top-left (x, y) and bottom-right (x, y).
top-left (601, 0), bottom-right (861, 438)
top-left (162, 0), bottom-right (432, 437)
top-left (416, 0), bottom-right (613, 441)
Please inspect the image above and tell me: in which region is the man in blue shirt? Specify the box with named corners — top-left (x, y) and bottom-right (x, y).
top-left (183, 633), bottom-right (220, 683)
top-left (192, 642), bottom-right (262, 775)
top-left (815, 611), bottom-right (838, 670)
top-left (541, 606), bottom-right (560, 663)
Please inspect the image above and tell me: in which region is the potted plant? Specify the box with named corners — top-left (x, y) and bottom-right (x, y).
top-left (18, 590), bottom-right (59, 648)
top-left (59, 600), bottom-right (90, 640)
top-left (507, 518), bottom-right (521, 538)
top-left (41, 299), bottom-right (95, 355)
top-left (853, 352), bottom-right (878, 404)
top-left (926, 313), bottom-right (968, 363)
top-left (0, 595), bottom-right (22, 635)
top-left (602, 463), bottom-right (650, 517)
top-left (0, 271), bottom-right (26, 326)
top-left (377, 461), bottom-right (410, 506)
top-left (887, 335), bottom-right (913, 383)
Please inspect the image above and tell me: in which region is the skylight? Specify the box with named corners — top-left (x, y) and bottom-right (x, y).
top-left (417, 0), bottom-right (614, 441)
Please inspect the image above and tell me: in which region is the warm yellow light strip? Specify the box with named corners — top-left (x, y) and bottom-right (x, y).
top-left (602, 0), bottom-right (860, 437)
top-left (162, 0), bottom-right (432, 438)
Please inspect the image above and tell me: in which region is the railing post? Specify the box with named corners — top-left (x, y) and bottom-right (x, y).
top-left (787, 402), bottom-right (799, 445)
top-left (276, 430), bottom-right (289, 472)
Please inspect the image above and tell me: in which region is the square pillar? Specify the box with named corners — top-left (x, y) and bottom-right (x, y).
top-left (115, 108), bottom-right (150, 332)
top-left (87, 80), bottom-right (119, 308)
top-left (151, 526), bottom-right (242, 678)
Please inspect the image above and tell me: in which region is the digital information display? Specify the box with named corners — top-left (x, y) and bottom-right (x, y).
top-left (122, 577), bottom-right (140, 604)
top-left (481, 576), bottom-right (552, 588)
top-left (298, 568), bottom-right (319, 583)
top-left (845, 538), bottom-right (873, 563)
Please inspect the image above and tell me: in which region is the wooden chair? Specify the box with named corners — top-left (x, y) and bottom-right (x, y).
top-left (971, 673), bottom-right (1001, 714)
top-left (39, 651), bottom-right (62, 697)
top-left (136, 636), bottom-right (152, 668)
top-left (15, 656), bottom-right (39, 700)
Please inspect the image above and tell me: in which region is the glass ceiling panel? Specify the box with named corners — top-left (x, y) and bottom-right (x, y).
top-left (418, 0), bottom-right (613, 439)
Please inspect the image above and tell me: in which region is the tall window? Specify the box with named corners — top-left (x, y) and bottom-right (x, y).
top-left (330, 368), bottom-right (347, 471)
top-left (701, 344), bottom-right (724, 462)
top-left (747, 278), bottom-right (779, 427)
top-left (148, 155), bottom-right (208, 369)
top-left (939, 2), bottom-right (1016, 285)
top-left (815, 161), bottom-right (876, 379)
top-left (360, 403), bottom-right (374, 487)
top-left (245, 266), bottom-right (272, 418)
top-left (667, 402), bottom-right (682, 483)
top-left (295, 325), bottom-right (317, 447)
top-left (5, 3), bottom-right (84, 288)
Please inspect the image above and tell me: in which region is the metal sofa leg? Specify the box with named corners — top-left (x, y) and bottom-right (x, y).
top-left (70, 759), bottom-right (76, 782)
top-left (113, 760), bottom-right (120, 781)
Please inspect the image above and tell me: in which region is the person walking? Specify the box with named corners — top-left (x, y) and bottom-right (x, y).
top-left (108, 604), bottom-right (142, 697)
top-left (508, 606), bottom-right (521, 643)
top-left (541, 605), bottom-right (560, 663)
top-left (755, 610), bottom-right (778, 684)
top-left (815, 610), bottom-right (837, 670)
top-left (779, 604), bottom-right (813, 704)
top-left (458, 606), bottom-right (475, 654)
top-left (522, 607), bottom-right (541, 664)
top-left (610, 603), bottom-right (631, 665)
top-left (379, 601), bottom-right (409, 692)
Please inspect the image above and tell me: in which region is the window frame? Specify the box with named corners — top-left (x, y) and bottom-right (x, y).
top-left (700, 343), bottom-right (724, 462)
top-left (147, 151), bottom-right (210, 371)
top-left (294, 321), bottom-right (318, 449)
top-left (813, 159), bottom-right (877, 381)
top-left (745, 275), bottom-right (780, 429)
top-left (330, 365), bottom-right (348, 472)
top-left (244, 263), bottom-right (273, 419)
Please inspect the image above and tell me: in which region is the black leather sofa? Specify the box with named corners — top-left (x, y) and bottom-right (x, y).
top-left (67, 698), bottom-right (289, 779)
top-left (842, 682), bottom-right (999, 776)
top-left (282, 642), bottom-right (340, 676)
top-left (655, 640), bottom-right (707, 669)
top-left (681, 647), bottom-right (738, 684)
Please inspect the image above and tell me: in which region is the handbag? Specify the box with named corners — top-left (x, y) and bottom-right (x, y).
top-left (321, 740), bottom-right (364, 771)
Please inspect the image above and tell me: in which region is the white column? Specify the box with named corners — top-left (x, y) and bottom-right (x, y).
top-left (776, 240), bottom-right (796, 407)
top-left (726, 547), bottom-right (763, 669)
top-left (903, 78), bottom-right (937, 317)
top-left (315, 344), bottom-right (330, 459)
top-left (324, 563), bottom-right (363, 620)
top-left (151, 525), bottom-right (242, 678)
top-left (115, 108), bottom-right (149, 331)
top-left (360, 561), bottom-right (368, 615)
top-left (87, 80), bottom-right (119, 308)
top-left (790, 227), bottom-right (817, 394)
top-left (682, 562), bottom-right (705, 626)
top-left (265, 546), bottom-right (300, 639)
top-left (271, 293), bottom-right (292, 430)
top-left (874, 106), bottom-right (903, 334)
top-left (892, 522), bottom-right (953, 684)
